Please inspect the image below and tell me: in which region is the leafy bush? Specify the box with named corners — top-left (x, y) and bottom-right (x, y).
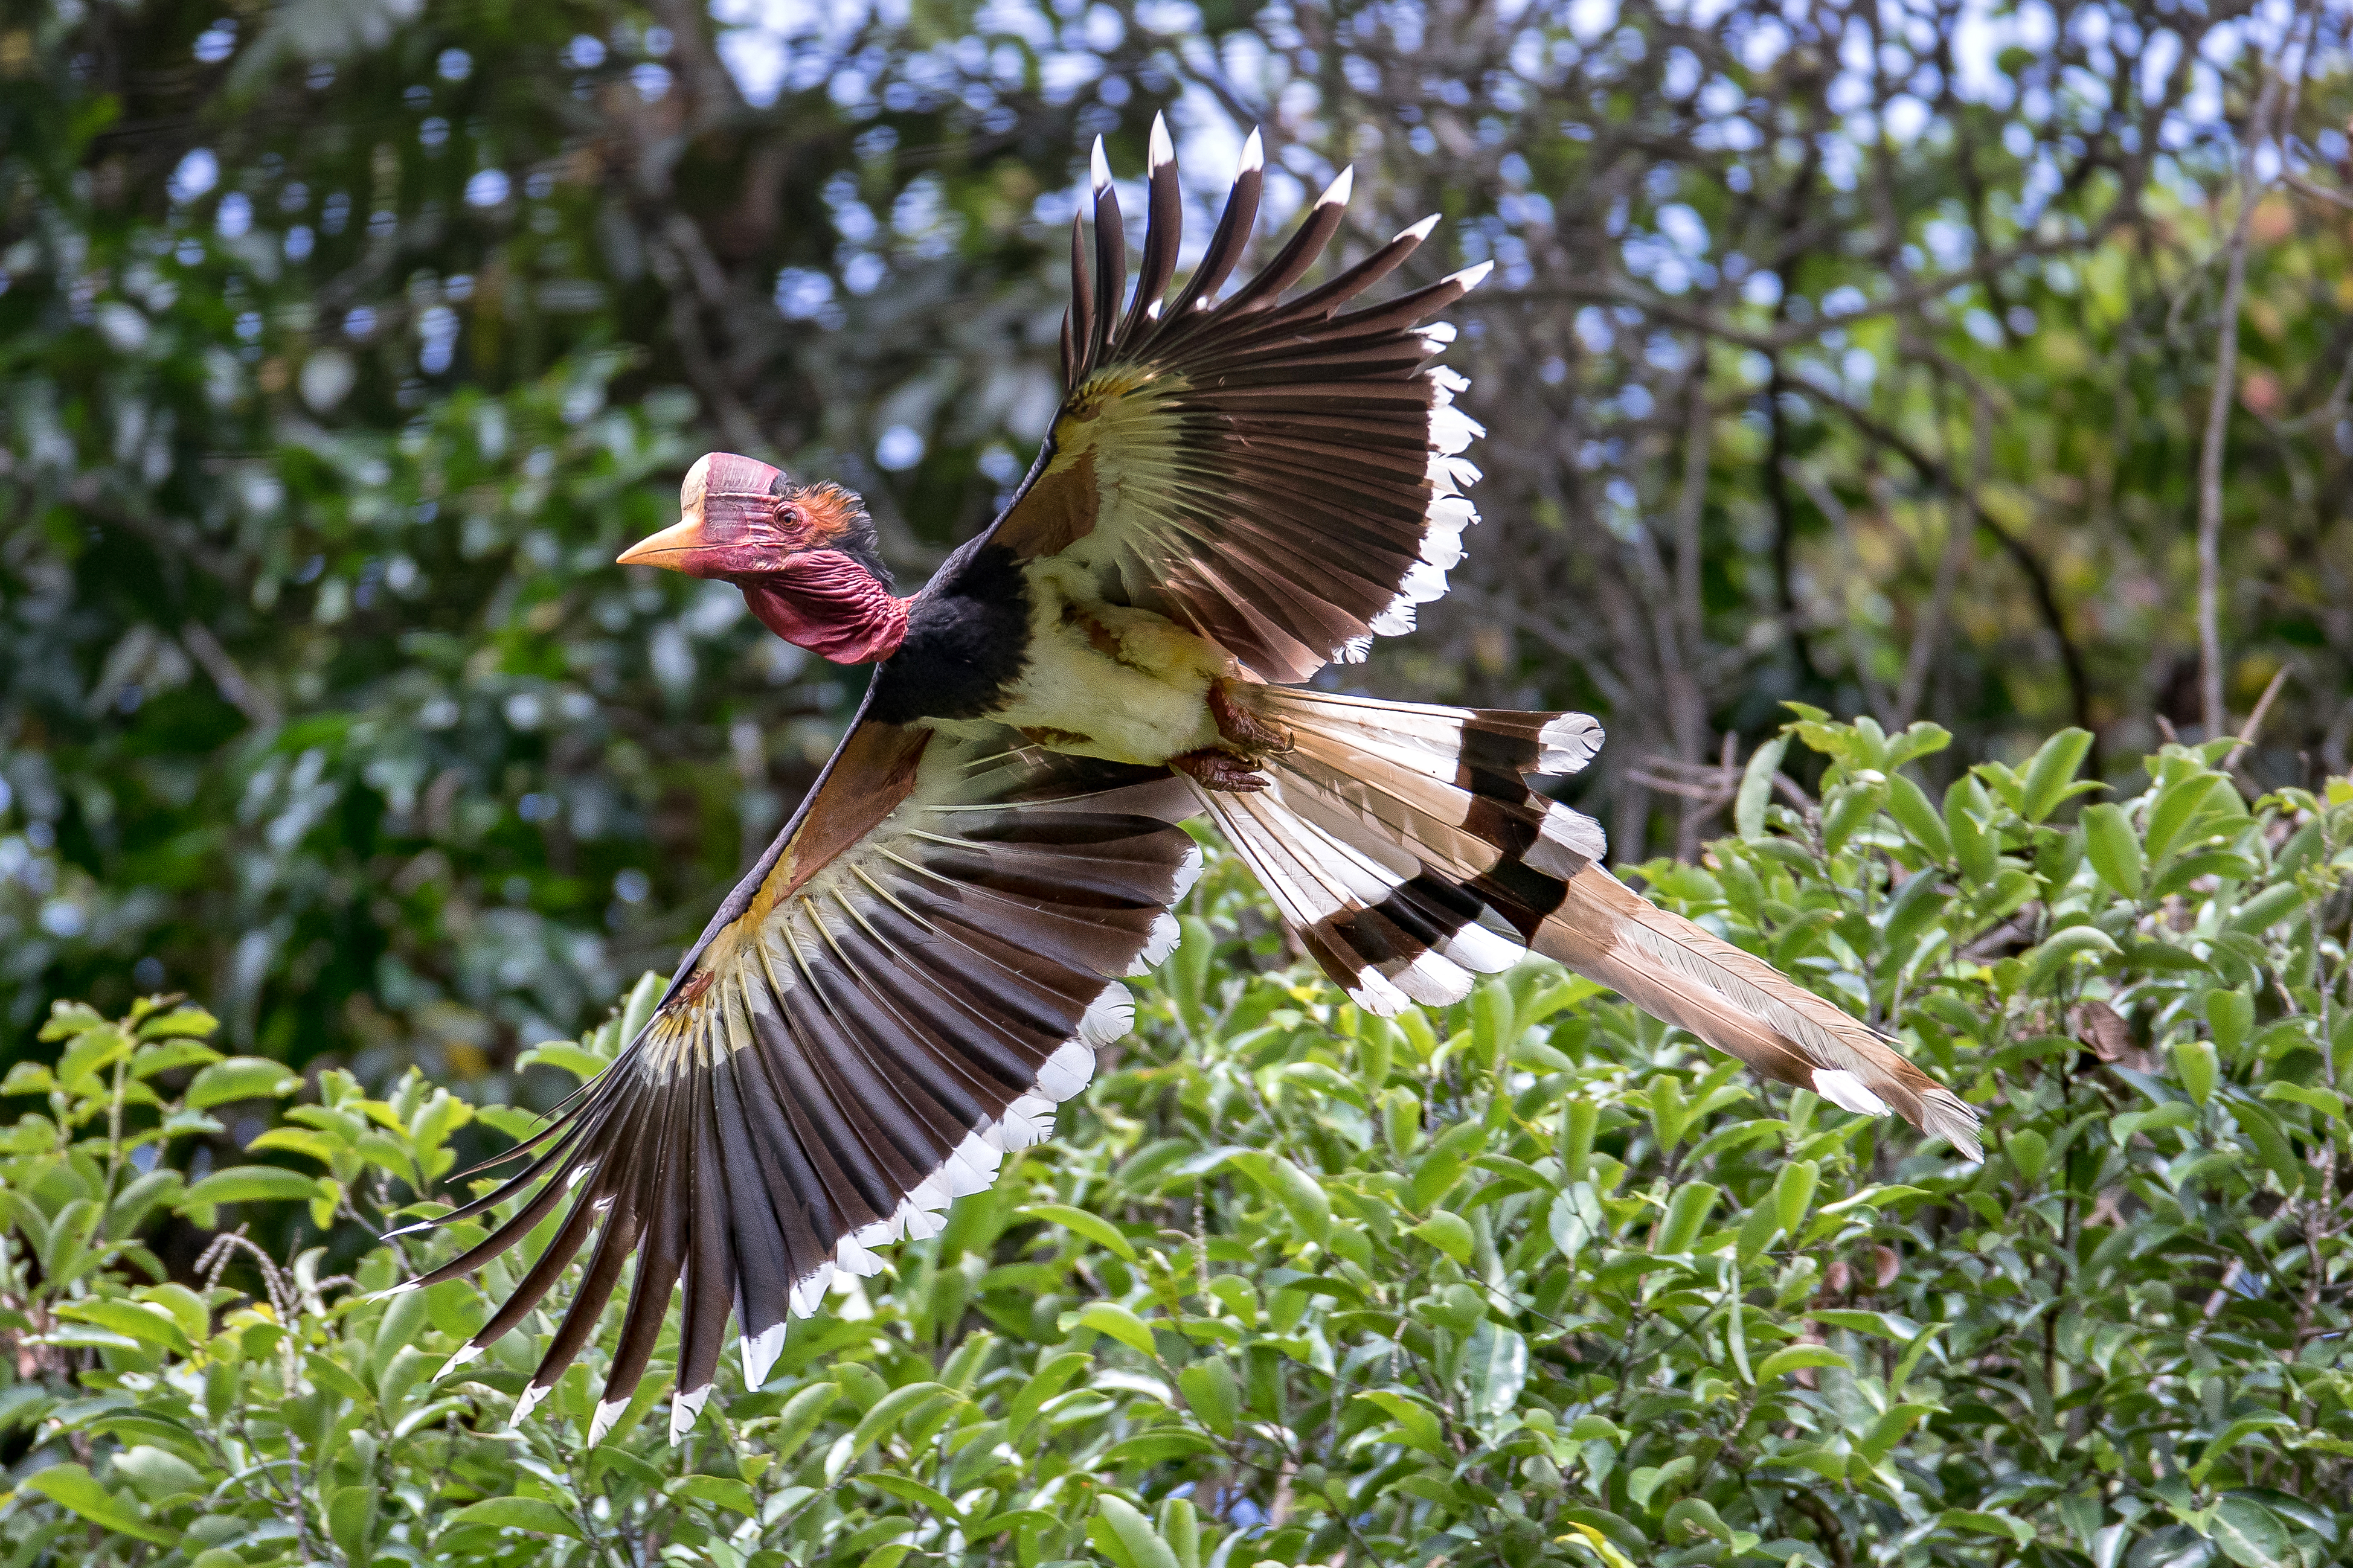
top-left (1, 717), bottom-right (2349, 1567)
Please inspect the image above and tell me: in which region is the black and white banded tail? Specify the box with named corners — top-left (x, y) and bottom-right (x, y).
top-left (1195, 688), bottom-right (1983, 1157)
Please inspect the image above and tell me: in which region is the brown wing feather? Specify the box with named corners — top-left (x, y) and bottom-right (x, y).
top-left (394, 714), bottom-right (1202, 1442)
top-left (982, 118), bottom-right (1492, 683)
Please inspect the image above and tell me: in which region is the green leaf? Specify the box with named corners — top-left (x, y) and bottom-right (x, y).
top-left (2207, 987), bottom-right (2255, 1054)
top-left (1883, 772), bottom-right (1952, 860)
top-left (23, 1464), bottom-right (176, 1544)
top-left (1462, 1320), bottom-right (1528, 1421)
top-left (1628, 1454), bottom-right (1695, 1508)
top-left (1177, 1356), bottom-right (1241, 1438)
top-left (2229, 1101), bottom-right (2305, 1188)
top-left (1857, 1403), bottom-right (1936, 1463)
top-left (39, 1002), bottom-right (106, 1042)
top-left (1018, 1203), bottom-right (1138, 1261)
top-left (1756, 1345), bottom-right (1849, 1380)
top-left (56, 1024), bottom-right (133, 1090)
top-left (1009, 1354), bottom-right (1090, 1439)
top-left (1654, 1180), bottom-right (1720, 1253)
top-left (1353, 1390), bottom-right (1448, 1456)
top-left (2079, 803), bottom-right (2143, 897)
top-left (2226, 882), bottom-right (2305, 935)
top-left (769, 1381), bottom-right (840, 1454)
top-left (1940, 1509), bottom-right (2032, 1545)
top-left (1735, 736), bottom-right (1787, 841)
top-left (2017, 728), bottom-right (2095, 822)
top-left (847, 1381), bottom-right (955, 1459)
top-left (1244, 1154), bottom-right (1332, 1241)
top-left (673, 1476), bottom-right (759, 1515)
top-left (1074, 1303), bottom-right (1158, 1356)
top-left (178, 1166), bottom-right (324, 1209)
top-left (1097, 1429), bottom-right (1218, 1468)
top-left (1094, 1495), bottom-right (1182, 1568)
top-left (2020, 925), bottom-right (2119, 991)
top-left (1773, 1159), bottom-right (1820, 1234)
top-left (2264, 1081), bottom-right (2345, 1120)
top-left (2209, 1498), bottom-right (2291, 1568)
top-left (867, 1474), bottom-right (961, 1519)
top-left (513, 1042), bottom-right (614, 1082)
top-left (136, 1005), bottom-right (220, 1040)
top-left (53, 1299), bottom-right (191, 1355)
top-left (185, 1057), bottom-right (302, 1109)
top-left (327, 1482), bottom-right (376, 1563)
top-left (1408, 1210), bottom-right (1475, 1264)
top-left (130, 1040), bottom-right (223, 1078)
top-left (2189, 1413), bottom-right (2297, 1486)
top-left (448, 1498), bottom-right (585, 1538)
top-left (2176, 1040), bottom-right (2219, 1106)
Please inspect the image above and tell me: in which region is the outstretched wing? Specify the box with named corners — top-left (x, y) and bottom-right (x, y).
top-left (983, 116), bottom-right (1491, 684)
top-left (400, 708), bottom-right (1199, 1439)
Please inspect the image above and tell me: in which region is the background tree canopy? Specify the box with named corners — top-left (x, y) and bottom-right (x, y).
top-left (2, 0), bottom-right (2350, 1074)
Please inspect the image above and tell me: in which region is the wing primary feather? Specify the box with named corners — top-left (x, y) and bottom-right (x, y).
top-left (394, 1103), bottom-right (606, 1256)
top-left (440, 1168), bottom-right (606, 1374)
top-left (1066, 216), bottom-right (1094, 384)
top-left (673, 1071), bottom-right (738, 1438)
top-left (1153, 129), bottom-right (1263, 337)
top-left (709, 1055), bottom-right (800, 1381)
top-left (597, 1089), bottom-right (692, 1417)
top-left (1244, 213), bottom-right (1434, 327)
top-left (1120, 113), bottom-right (1183, 347)
top-left (521, 1198), bottom-right (643, 1410)
top-left (1219, 165), bottom-right (1353, 316)
top-left (1090, 142), bottom-right (1125, 370)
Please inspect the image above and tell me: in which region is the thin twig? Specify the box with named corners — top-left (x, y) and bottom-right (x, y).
top-left (2224, 666), bottom-right (2291, 770)
top-left (2197, 71), bottom-right (2284, 737)
top-left (180, 622), bottom-right (281, 729)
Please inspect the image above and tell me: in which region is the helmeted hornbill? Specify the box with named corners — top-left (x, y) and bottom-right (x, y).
top-left (396, 118), bottom-right (1982, 1441)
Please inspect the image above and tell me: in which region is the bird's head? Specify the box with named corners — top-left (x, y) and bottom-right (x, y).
top-left (620, 453), bottom-right (907, 664)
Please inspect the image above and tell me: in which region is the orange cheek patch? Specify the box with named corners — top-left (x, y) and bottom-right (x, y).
top-left (792, 482), bottom-right (868, 547)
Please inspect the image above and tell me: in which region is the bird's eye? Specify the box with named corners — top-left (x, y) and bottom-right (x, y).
top-left (778, 506), bottom-right (804, 528)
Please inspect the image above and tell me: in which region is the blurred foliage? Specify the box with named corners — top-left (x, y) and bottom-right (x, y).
top-left (2, 716), bottom-right (2350, 1566)
top-left (4, 0), bottom-right (2353, 1075)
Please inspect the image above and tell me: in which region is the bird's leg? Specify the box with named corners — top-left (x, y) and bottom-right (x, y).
top-left (1169, 748), bottom-right (1271, 792)
top-left (1170, 680), bottom-right (1294, 792)
top-left (1207, 677), bottom-right (1294, 755)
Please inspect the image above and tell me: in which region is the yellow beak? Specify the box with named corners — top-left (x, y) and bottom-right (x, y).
top-left (617, 515), bottom-right (708, 569)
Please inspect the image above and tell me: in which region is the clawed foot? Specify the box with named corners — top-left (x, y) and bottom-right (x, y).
top-left (1170, 748), bottom-right (1270, 792)
top-left (1209, 678), bottom-right (1294, 755)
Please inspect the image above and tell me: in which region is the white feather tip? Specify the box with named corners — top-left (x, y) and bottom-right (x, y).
top-left (1811, 1069), bottom-right (1891, 1118)
top-left (740, 1320), bottom-right (788, 1389)
top-left (670, 1383), bottom-right (712, 1441)
top-left (1149, 114), bottom-right (1174, 169)
top-left (1090, 138), bottom-right (1112, 195)
top-left (588, 1397), bottom-right (628, 1445)
top-left (509, 1382), bottom-right (550, 1427)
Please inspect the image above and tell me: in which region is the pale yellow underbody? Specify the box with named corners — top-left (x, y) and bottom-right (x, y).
top-left (934, 557), bottom-right (1237, 766)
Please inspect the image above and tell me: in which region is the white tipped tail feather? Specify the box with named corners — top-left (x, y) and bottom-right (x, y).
top-left (1524, 867), bottom-right (1981, 1158)
top-left (1200, 688), bottom-right (1982, 1160)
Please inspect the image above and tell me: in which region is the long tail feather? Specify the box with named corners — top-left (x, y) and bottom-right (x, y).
top-left (1530, 866), bottom-right (1982, 1156)
top-left (1219, 688), bottom-right (1982, 1159)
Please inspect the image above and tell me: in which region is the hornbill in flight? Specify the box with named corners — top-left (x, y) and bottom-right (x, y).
top-left (399, 118), bottom-right (1982, 1441)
